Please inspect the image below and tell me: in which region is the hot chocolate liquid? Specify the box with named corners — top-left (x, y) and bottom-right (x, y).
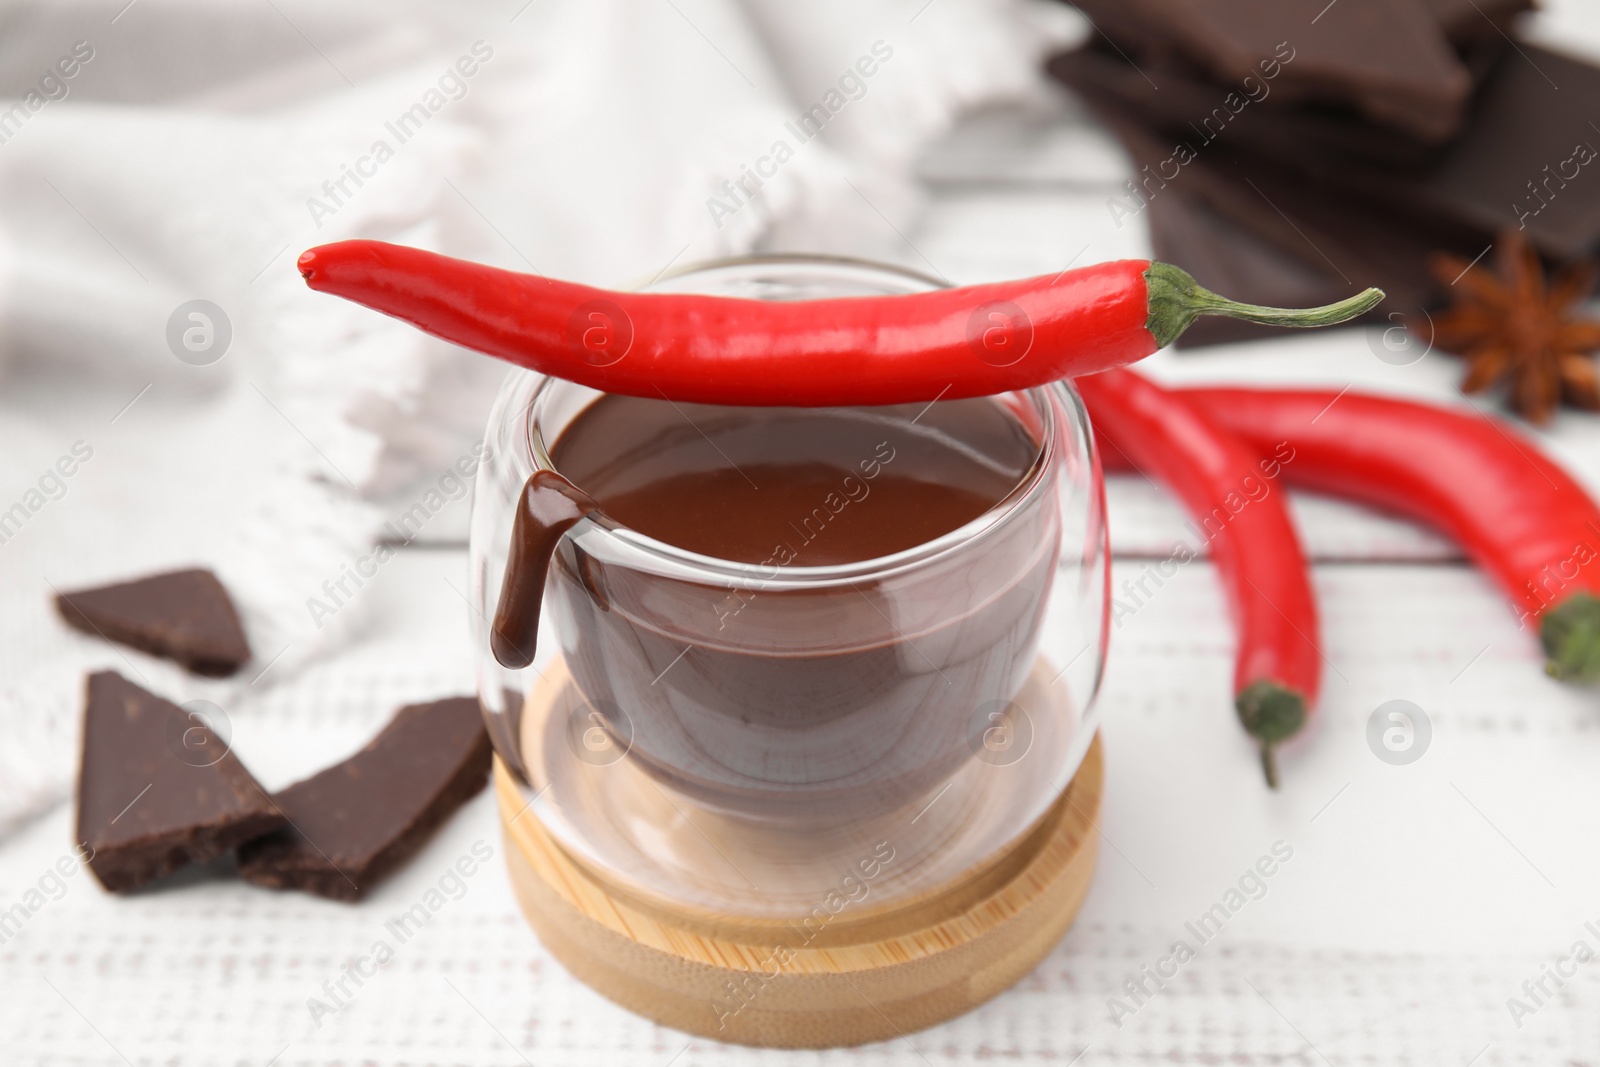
top-left (531, 395), bottom-right (1060, 817)
top-left (549, 397), bottom-right (1036, 565)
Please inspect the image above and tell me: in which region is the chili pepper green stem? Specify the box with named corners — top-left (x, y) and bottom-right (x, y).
top-left (1235, 679), bottom-right (1308, 790)
top-left (1542, 592), bottom-right (1600, 683)
top-left (1146, 262), bottom-right (1385, 349)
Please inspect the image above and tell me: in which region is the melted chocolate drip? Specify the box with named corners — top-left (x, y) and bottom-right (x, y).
top-left (491, 470), bottom-right (598, 669)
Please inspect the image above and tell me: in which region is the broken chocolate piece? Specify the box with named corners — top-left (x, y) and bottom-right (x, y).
top-left (1147, 186), bottom-right (1362, 347)
top-left (56, 568), bottom-right (251, 677)
top-left (1068, 0), bottom-right (1471, 141)
top-left (77, 671), bottom-right (283, 892)
top-left (1328, 45), bottom-right (1600, 263)
top-left (1049, 45), bottom-right (1448, 172)
top-left (1075, 83), bottom-right (1468, 314)
top-left (1059, 42), bottom-right (1600, 266)
top-left (237, 697), bottom-right (491, 901)
top-left (1421, 0), bottom-right (1534, 45)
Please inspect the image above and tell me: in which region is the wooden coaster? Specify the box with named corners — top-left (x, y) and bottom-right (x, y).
top-left (496, 721), bottom-right (1103, 1048)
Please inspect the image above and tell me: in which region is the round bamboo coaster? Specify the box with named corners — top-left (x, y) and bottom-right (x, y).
top-left (495, 683), bottom-right (1103, 1049)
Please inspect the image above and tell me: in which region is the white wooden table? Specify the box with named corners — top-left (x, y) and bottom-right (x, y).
top-left (8, 6), bottom-right (1600, 1063)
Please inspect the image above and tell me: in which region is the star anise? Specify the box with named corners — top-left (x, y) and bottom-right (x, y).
top-left (1415, 228), bottom-right (1600, 424)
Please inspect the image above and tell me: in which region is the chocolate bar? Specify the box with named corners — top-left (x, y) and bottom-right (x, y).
top-left (237, 697), bottom-right (491, 901)
top-left (77, 672), bottom-right (283, 892)
top-left (1065, 41), bottom-right (1600, 280)
top-left (56, 568), bottom-right (251, 677)
top-left (1079, 83), bottom-right (1471, 311)
top-left (1067, 0), bottom-right (1472, 141)
top-left (1328, 44), bottom-right (1600, 262)
top-left (1147, 185), bottom-right (1359, 347)
top-left (1161, 43), bottom-right (1600, 263)
top-left (1422, 0), bottom-right (1535, 45)
top-left (1049, 44), bottom-right (1447, 171)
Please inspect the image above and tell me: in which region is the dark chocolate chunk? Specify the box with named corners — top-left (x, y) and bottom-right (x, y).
top-left (57, 568), bottom-right (251, 677)
top-left (77, 671), bottom-right (284, 893)
top-left (1049, 45), bottom-right (1448, 172)
top-left (1325, 45), bottom-right (1600, 262)
top-left (1068, 0), bottom-right (1471, 141)
top-left (1077, 84), bottom-right (1470, 315)
top-left (1421, 0), bottom-right (1534, 45)
top-left (1146, 186), bottom-right (1360, 347)
top-left (1060, 42), bottom-right (1600, 266)
top-left (1049, 5), bottom-right (1592, 348)
top-left (237, 697), bottom-right (491, 901)
top-left (1051, 0), bottom-right (1528, 170)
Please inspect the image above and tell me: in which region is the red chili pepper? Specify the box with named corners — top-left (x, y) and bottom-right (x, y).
top-left (1081, 370), bottom-right (1321, 787)
top-left (297, 240), bottom-right (1381, 406)
top-left (1181, 387), bottom-right (1600, 683)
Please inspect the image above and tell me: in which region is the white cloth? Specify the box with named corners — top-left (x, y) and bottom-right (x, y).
top-left (0, 0), bottom-right (1080, 833)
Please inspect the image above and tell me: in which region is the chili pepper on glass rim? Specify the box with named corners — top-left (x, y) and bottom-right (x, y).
top-left (297, 240), bottom-right (1383, 405)
top-left (1183, 387), bottom-right (1600, 684)
top-left (1084, 370), bottom-right (1321, 787)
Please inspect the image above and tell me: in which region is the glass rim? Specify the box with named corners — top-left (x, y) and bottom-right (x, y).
top-left (507, 254), bottom-right (1085, 588)
top-left (637, 250), bottom-right (950, 293)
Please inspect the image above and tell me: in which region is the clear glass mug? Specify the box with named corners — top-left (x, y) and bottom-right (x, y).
top-left (470, 257), bottom-right (1109, 917)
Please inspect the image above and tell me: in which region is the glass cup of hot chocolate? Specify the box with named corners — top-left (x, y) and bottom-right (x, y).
top-left (470, 256), bottom-right (1109, 919)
